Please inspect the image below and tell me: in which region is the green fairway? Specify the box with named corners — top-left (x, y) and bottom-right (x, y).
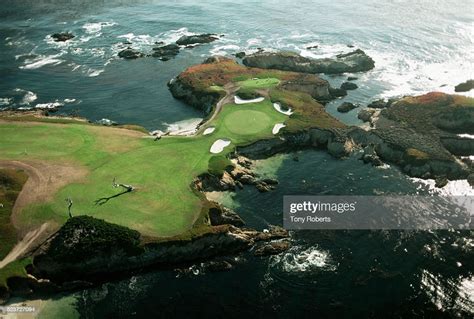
top-left (0, 96), bottom-right (288, 238)
top-left (237, 77), bottom-right (280, 90)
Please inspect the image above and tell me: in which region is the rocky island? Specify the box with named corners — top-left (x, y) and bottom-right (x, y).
top-left (0, 53), bottom-right (473, 304)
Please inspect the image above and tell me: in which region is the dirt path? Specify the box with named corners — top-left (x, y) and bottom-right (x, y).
top-left (0, 160), bottom-right (88, 234)
top-left (0, 223), bottom-right (50, 269)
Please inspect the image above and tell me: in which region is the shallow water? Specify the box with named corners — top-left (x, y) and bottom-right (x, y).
top-left (1, 0), bottom-right (473, 317)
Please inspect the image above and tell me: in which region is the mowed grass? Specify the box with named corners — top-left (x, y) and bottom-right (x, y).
top-left (0, 98), bottom-right (288, 238)
top-left (237, 77), bottom-right (280, 90)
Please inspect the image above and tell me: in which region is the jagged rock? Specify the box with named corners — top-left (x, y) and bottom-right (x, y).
top-left (234, 52), bottom-right (246, 59)
top-left (235, 156), bottom-right (253, 169)
top-left (152, 43), bottom-right (180, 61)
top-left (176, 33), bottom-right (219, 46)
top-left (367, 99), bottom-right (395, 109)
top-left (255, 181), bottom-right (275, 192)
top-left (337, 102), bottom-right (358, 113)
top-left (454, 80), bottom-right (474, 92)
top-left (467, 174), bottom-right (474, 188)
top-left (204, 260), bottom-right (233, 272)
top-left (306, 45), bottom-right (319, 49)
top-left (51, 32), bottom-right (74, 42)
top-left (242, 49), bottom-right (375, 74)
top-left (254, 240), bottom-right (291, 256)
top-left (347, 76), bottom-right (358, 81)
top-left (358, 108), bottom-right (375, 122)
top-left (208, 205), bottom-right (245, 227)
top-left (260, 178), bottom-right (278, 185)
top-left (435, 176), bottom-right (448, 188)
top-left (340, 82), bottom-right (358, 90)
top-left (118, 48), bottom-right (144, 59)
top-left (329, 87), bottom-right (347, 98)
top-left (281, 73), bottom-right (331, 100)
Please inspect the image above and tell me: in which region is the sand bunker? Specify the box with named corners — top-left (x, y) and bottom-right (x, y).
top-left (272, 123), bottom-right (286, 134)
top-left (210, 139), bottom-right (231, 154)
top-left (234, 96), bottom-right (265, 104)
top-left (203, 127), bottom-right (216, 135)
top-left (273, 102), bottom-right (293, 115)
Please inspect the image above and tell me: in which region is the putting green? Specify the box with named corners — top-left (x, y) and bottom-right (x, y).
top-left (223, 110), bottom-right (271, 135)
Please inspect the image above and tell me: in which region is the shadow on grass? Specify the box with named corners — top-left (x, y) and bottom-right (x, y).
top-left (94, 189), bottom-right (133, 206)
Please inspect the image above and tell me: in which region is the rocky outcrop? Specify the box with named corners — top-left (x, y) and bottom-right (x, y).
top-left (358, 108), bottom-right (376, 122)
top-left (337, 102), bottom-right (358, 113)
top-left (152, 43), bottom-right (180, 61)
top-left (254, 240), bottom-right (291, 256)
top-left (118, 48), bottom-right (144, 59)
top-left (280, 73), bottom-right (331, 100)
top-left (51, 32), bottom-right (74, 42)
top-left (176, 34), bottom-right (219, 46)
top-left (340, 82), bottom-right (358, 90)
top-left (455, 79), bottom-right (474, 92)
top-left (242, 49), bottom-right (375, 74)
top-left (208, 204), bottom-right (245, 227)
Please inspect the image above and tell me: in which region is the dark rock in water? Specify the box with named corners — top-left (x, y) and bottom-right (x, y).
top-left (118, 48), bottom-right (144, 59)
top-left (358, 108), bottom-right (375, 122)
top-left (234, 51), bottom-right (246, 59)
top-left (255, 181), bottom-right (275, 192)
top-left (337, 102), bottom-right (358, 113)
top-left (152, 43), bottom-right (180, 61)
top-left (176, 33), bottom-right (219, 46)
top-left (329, 87), bottom-right (347, 98)
top-left (306, 45), bottom-right (319, 50)
top-left (204, 260), bottom-right (233, 272)
top-left (293, 155), bottom-right (299, 162)
top-left (467, 174), bottom-right (474, 188)
top-left (347, 76), bottom-right (358, 81)
top-left (51, 32), bottom-right (74, 42)
top-left (340, 82), bottom-right (358, 90)
top-left (347, 44), bottom-right (355, 48)
top-left (435, 176), bottom-right (448, 188)
top-left (454, 79), bottom-right (474, 92)
top-left (243, 49), bottom-right (375, 74)
top-left (367, 99), bottom-right (394, 109)
top-left (261, 178), bottom-right (279, 185)
top-left (208, 205), bottom-right (245, 227)
top-left (361, 145), bottom-right (383, 166)
top-left (254, 240), bottom-right (291, 256)
top-left (51, 32), bottom-right (75, 42)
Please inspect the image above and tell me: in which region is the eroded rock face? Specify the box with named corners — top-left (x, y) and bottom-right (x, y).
top-left (281, 74), bottom-right (331, 100)
top-left (208, 204), bottom-right (245, 227)
top-left (118, 48), bottom-right (144, 59)
top-left (358, 108), bottom-right (376, 122)
top-left (340, 82), bottom-right (358, 90)
top-left (254, 240), bottom-right (291, 256)
top-left (176, 34), bottom-right (219, 46)
top-left (152, 43), bottom-right (180, 61)
top-left (242, 49), bottom-right (375, 74)
top-left (51, 32), bottom-right (74, 42)
top-left (337, 102), bottom-right (358, 113)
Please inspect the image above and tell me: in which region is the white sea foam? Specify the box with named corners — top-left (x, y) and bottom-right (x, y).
top-left (209, 44), bottom-right (241, 56)
top-left (273, 102), bottom-right (293, 115)
top-left (272, 123), bottom-right (286, 134)
top-left (270, 246), bottom-right (336, 273)
top-left (0, 98), bottom-right (13, 106)
top-left (411, 178), bottom-right (474, 196)
top-left (87, 68), bottom-right (104, 77)
top-left (234, 96), bottom-right (264, 104)
top-left (457, 134), bottom-right (474, 139)
top-left (203, 127), bottom-right (216, 135)
top-left (64, 98), bottom-right (76, 103)
top-left (210, 139), bottom-right (231, 154)
top-left (83, 21), bottom-right (117, 34)
top-left (35, 101), bottom-right (64, 109)
top-left (164, 118), bottom-right (202, 136)
top-left (14, 89), bottom-right (37, 105)
top-left (19, 54), bottom-right (63, 70)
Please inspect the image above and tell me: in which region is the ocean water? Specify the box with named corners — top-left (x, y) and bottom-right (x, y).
top-left (1, 0), bottom-right (473, 317)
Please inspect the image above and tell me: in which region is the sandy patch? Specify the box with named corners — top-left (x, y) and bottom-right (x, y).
top-left (234, 96), bottom-right (265, 104)
top-left (272, 123), bottom-right (286, 134)
top-left (273, 102), bottom-right (293, 115)
top-left (203, 127), bottom-right (216, 135)
top-left (210, 139), bottom-right (231, 154)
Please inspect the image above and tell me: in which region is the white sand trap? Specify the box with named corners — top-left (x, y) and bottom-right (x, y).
top-left (210, 139), bottom-right (231, 154)
top-left (234, 96), bottom-right (265, 104)
top-left (164, 118), bottom-right (202, 136)
top-left (272, 123), bottom-right (286, 135)
top-left (273, 102), bottom-right (293, 115)
top-left (203, 127), bottom-right (216, 135)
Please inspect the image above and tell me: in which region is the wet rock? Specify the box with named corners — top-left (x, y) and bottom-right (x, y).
top-left (243, 49), bottom-right (375, 74)
top-left (255, 181), bottom-right (275, 192)
top-left (176, 33), bottom-right (219, 46)
top-left (118, 48), bottom-right (144, 59)
top-left (239, 174), bottom-right (257, 185)
top-left (204, 260), bottom-right (233, 272)
top-left (358, 108), bottom-right (375, 122)
top-left (152, 43), bottom-right (180, 61)
top-left (208, 205), bottom-right (245, 227)
top-left (254, 240), bottom-right (291, 256)
top-left (454, 79), bottom-right (474, 92)
top-left (347, 76), bottom-right (358, 81)
top-left (51, 32), bottom-right (74, 42)
top-left (329, 87), bottom-right (347, 98)
top-left (435, 176), bottom-right (448, 188)
top-left (367, 99), bottom-right (395, 109)
top-left (337, 102), bottom-right (358, 113)
top-left (340, 82), bottom-right (358, 90)
top-left (234, 51), bottom-right (246, 59)
top-left (260, 178), bottom-right (279, 185)
top-left (467, 174), bottom-right (474, 188)
top-left (306, 45), bottom-right (319, 49)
